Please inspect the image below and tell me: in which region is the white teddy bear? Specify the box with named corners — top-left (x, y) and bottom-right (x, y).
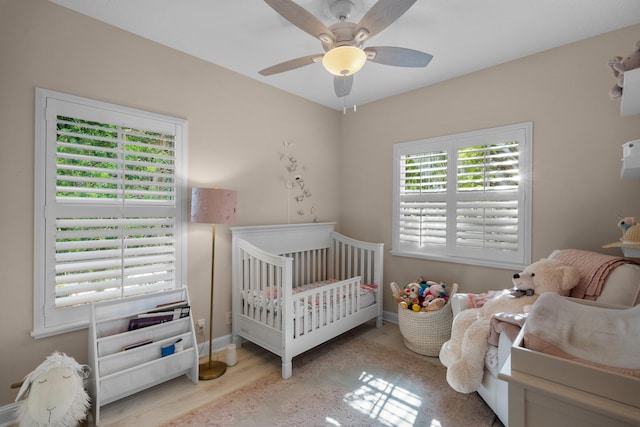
top-left (439, 258), bottom-right (580, 393)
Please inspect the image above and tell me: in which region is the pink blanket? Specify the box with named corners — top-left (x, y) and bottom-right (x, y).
top-left (488, 312), bottom-right (528, 346)
top-left (552, 249), bottom-right (632, 300)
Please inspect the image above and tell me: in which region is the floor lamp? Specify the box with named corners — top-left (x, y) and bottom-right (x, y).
top-left (190, 187), bottom-right (237, 380)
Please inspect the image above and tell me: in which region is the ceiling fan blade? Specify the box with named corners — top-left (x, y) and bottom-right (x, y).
top-left (334, 75), bottom-right (353, 98)
top-left (356, 0), bottom-right (417, 41)
top-left (365, 46), bottom-right (432, 67)
top-left (264, 0), bottom-right (335, 42)
top-left (259, 54), bottom-right (323, 76)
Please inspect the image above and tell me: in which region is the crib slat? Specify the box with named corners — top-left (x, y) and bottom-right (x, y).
top-left (319, 289), bottom-right (325, 329)
top-left (312, 289), bottom-right (317, 331)
top-left (259, 260), bottom-right (266, 324)
top-left (273, 265), bottom-right (279, 329)
top-left (339, 241), bottom-right (344, 279)
top-left (264, 263), bottom-right (270, 327)
top-left (359, 248), bottom-right (365, 283)
top-left (333, 286), bottom-right (340, 322)
top-left (241, 251), bottom-right (248, 316)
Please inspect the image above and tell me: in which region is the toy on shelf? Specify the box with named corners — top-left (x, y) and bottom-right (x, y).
top-left (603, 216), bottom-right (640, 257)
top-left (617, 216), bottom-right (637, 234)
top-left (609, 40), bottom-right (640, 99)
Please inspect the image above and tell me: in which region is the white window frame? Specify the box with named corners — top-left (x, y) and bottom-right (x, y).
top-left (33, 88), bottom-right (188, 338)
top-left (391, 122), bottom-right (532, 270)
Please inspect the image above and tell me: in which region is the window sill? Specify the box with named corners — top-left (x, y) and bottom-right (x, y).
top-left (390, 249), bottom-right (527, 271)
top-left (31, 320), bottom-right (87, 339)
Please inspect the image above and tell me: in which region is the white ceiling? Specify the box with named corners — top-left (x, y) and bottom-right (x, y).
top-left (51, 0), bottom-right (640, 110)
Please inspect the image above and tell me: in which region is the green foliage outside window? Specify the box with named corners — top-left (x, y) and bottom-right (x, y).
top-left (402, 142), bottom-right (518, 194)
top-left (56, 116), bottom-right (175, 201)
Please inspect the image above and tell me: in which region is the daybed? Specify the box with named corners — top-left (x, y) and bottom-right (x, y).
top-left (451, 249), bottom-right (640, 426)
top-left (230, 222), bottom-right (383, 379)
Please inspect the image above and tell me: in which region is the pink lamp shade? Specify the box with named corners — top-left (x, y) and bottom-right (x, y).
top-left (190, 188), bottom-right (237, 225)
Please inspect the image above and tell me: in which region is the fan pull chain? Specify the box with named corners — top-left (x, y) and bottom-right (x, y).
top-left (341, 74), bottom-right (356, 114)
top-left (343, 101), bottom-right (358, 114)
top-left (343, 75), bottom-right (347, 114)
top-left (343, 100), bottom-right (357, 115)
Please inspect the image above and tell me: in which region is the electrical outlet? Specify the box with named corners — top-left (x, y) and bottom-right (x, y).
top-left (197, 318), bottom-right (205, 333)
top-left (226, 312), bottom-right (232, 325)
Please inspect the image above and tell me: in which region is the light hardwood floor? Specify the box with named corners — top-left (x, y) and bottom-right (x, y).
top-left (97, 321), bottom-right (502, 426)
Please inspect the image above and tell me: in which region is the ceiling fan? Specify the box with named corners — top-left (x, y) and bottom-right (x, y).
top-left (259, 0), bottom-right (433, 98)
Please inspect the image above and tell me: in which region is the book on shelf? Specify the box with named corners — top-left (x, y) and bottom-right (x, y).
top-left (138, 305), bottom-right (190, 320)
top-left (121, 338), bottom-right (153, 351)
top-left (128, 314), bottom-right (174, 331)
top-left (154, 300), bottom-right (188, 309)
top-left (126, 301), bottom-right (190, 331)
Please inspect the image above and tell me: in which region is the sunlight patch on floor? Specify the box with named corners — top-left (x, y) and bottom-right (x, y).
top-left (342, 371), bottom-right (440, 427)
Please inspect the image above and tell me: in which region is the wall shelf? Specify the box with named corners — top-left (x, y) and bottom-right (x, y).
top-left (621, 140), bottom-right (640, 179)
top-left (620, 69), bottom-right (640, 179)
top-left (621, 68), bottom-right (640, 116)
top-left (88, 287), bottom-right (199, 425)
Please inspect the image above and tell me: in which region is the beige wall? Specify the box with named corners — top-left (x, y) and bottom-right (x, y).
top-left (340, 24), bottom-right (640, 312)
top-left (0, 0), bottom-right (341, 405)
top-left (1, 0), bottom-right (639, 407)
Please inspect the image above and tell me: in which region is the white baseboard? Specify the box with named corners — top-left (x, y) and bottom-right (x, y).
top-left (198, 333), bottom-right (233, 357)
top-left (0, 402), bottom-right (18, 427)
top-left (383, 309), bottom-right (398, 324)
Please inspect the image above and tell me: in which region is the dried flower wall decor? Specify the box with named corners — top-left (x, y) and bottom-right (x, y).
top-left (280, 140), bottom-right (317, 223)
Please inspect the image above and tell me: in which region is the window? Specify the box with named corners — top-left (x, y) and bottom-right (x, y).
top-left (392, 122), bottom-right (532, 269)
top-left (33, 89), bottom-right (187, 338)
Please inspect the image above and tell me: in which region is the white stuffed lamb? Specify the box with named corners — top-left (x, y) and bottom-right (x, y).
top-left (15, 352), bottom-right (91, 427)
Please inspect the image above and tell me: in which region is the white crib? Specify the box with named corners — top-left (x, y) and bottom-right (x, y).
top-left (231, 222), bottom-right (384, 379)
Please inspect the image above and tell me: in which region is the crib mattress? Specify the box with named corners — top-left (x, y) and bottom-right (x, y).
top-left (242, 280), bottom-right (377, 314)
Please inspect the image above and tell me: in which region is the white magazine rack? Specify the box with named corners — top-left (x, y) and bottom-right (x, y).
top-left (88, 287), bottom-right (198, 425)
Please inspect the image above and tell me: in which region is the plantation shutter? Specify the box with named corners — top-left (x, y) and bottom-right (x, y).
top-left (35, 89), bottom-right (187, 336)
top-left (392, 123), bottom-right (531, 269)
top-left (454, 141), bottom-right (521, 258)
top-left (397, 150), bottom-right (448, 247)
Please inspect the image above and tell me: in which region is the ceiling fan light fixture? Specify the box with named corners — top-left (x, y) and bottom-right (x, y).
top-left (322, 46), bottom-right (367, 76)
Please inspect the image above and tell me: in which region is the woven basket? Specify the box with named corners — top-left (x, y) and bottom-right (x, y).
top-left (397, 282), bottom-right (458, 356)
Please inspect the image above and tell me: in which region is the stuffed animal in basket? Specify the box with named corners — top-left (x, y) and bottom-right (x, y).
top-left (390, 281), bottom-right (421, 311)
top-left (424, 282), bottom-right (449, 302)
top-left (609, 40), bottom-right (640, 99)
top-left (421, 282), bottom-right (448, 311)
top-left (422, 297), bottom-right (446, 311)
top-left (404, 283), bottom-right (422, 307)
top-left (438, 258), bottom-right (580, 393)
